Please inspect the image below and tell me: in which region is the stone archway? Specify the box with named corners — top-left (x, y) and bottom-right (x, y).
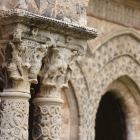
top-left (95, 92), bottom-right (126, 140)
top-left (95, 78), bottom-right (140, 140)
top-left (70, 33), bottom-right (140, 139)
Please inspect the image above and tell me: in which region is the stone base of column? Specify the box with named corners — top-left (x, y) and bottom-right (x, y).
top-left (32, 98), bottom-right (64, 140)
top-left (0, 92), bottom-right (31, 140)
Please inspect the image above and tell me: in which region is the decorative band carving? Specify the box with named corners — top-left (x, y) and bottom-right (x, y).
top-left (0, 99), bottom-right (29, 140)
top-left (33, 105), bottom-right (62, 140)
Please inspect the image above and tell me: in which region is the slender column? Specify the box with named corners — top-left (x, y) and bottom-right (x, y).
top-left (0, 25), bottom-right (49, 140)
top-left (32, 37), bottom-right (87, 140)
top-left (0, 92), bottom-right (30, 140)
top-left (32, 98), bottom-right (63, 140)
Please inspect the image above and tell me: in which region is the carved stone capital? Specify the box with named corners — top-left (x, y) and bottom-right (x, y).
top-left (37, 35), bottom-right (86, 98)
top-left (0, 40), bottom-right (48, 93)
top-left (0, 25), bottom-right (52, 93)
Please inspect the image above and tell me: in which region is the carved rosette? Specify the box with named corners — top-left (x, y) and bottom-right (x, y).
top-left (0, 92), bottom-right (30, 140)
top-left (32, 98), bottom-right (63, 140)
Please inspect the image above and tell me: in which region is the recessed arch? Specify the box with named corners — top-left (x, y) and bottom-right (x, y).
top-left (70, 31), bottom-right (140, 139)
top-left (95, 91), bottom-right (126, 140)
top-left (95, 78), bottom-right (140, 140)
top-left (67, 24), bottom-right (140, 140)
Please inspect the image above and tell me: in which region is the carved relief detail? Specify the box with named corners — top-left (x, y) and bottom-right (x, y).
top-left (0, 38), bottom-right (49, 93)
top-left (0, 100), bottom-right (29, 140)
top-left (13, 28), bottom-right (23, 43)
top-left (38, 37), bottom-right (82, 98)
top-left (32, 105), bottom-right (61, 140)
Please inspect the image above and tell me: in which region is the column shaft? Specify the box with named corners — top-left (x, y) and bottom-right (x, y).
top-left (32, 98), bottom-right (63, 140)
top-left (0, 92), bottom-right (30, 140)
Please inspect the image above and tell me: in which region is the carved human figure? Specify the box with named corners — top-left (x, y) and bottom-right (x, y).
top-left (29, 44), bottom-right (48, 84)
top-left (8, 41), bottom-right (25, 81)
top-left (42, 51), bottom-right (67, 87)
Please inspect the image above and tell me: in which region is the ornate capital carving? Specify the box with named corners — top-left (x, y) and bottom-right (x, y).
top-left (0, 9), bottom-right (97, 94)
top-left (0, 8), bottom-right (98, 140)
top-left (37, 35), bottom-right (86, 98)
top-left (0, 27), bottom-right (50, 92)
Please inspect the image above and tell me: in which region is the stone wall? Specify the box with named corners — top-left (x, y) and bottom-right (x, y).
top-left (87, 0), bottom-right (140, 29)
top-left (0, 0), bottom-right (90, 26)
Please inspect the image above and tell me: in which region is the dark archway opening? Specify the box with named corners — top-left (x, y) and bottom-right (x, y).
top-left (95, 92), bottom-right (126, 140)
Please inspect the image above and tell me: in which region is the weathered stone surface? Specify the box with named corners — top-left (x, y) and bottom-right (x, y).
top-left (0, 0), bottom-right (90, 26)
top-left (0, 92), bottom-right (30, 139)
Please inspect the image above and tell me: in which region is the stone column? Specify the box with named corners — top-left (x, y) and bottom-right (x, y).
top-left (32, 35), bottom-right (92, 140)
top-left (32, 98), bottom-right (63, 140)
top-left (0, 19), bottom-right (50, 139)
top-left (0, 92), bottom-right (30, 140)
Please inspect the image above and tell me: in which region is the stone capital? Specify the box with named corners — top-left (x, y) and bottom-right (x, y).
top-left (0, 25), bottom-right (50, 93)
top-left (38, 35), bottom-right (87, 98)
top-left (0, 9), bottom-right (97, 94)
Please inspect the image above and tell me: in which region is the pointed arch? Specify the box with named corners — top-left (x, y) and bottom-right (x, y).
top-left (70, 30), bottom-right (140, 139)
top-left (95, 77), bottom-right (140, 140)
